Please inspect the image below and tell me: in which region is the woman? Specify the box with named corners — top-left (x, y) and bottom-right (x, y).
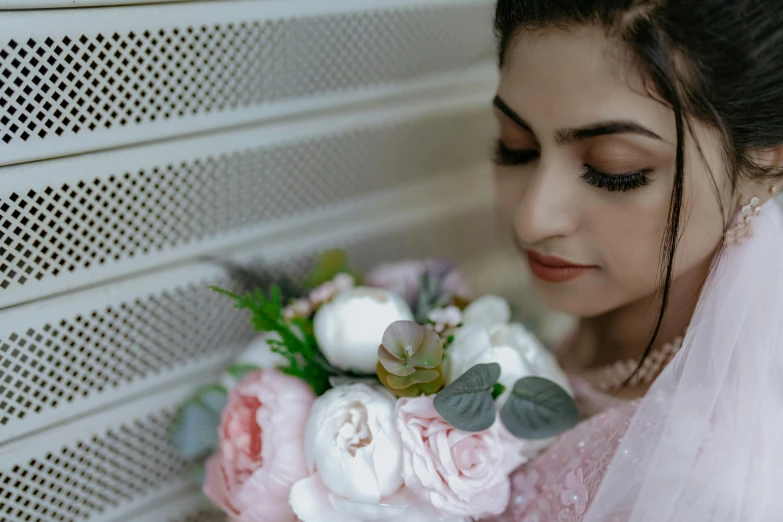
top-left (487, 1), bottom-right (783, 521)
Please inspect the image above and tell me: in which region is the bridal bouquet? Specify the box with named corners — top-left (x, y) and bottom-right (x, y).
top-left (168, 251), bottom-right (578, 522)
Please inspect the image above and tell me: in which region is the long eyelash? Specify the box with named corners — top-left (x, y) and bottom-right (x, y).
top-left (493, 140), bottom-right (539, 166)
top-left (580, 164), bottom-right (651, 192)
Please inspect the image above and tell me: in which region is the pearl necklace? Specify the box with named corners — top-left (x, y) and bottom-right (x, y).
top-left (586, 335), bottom-right (684, 391)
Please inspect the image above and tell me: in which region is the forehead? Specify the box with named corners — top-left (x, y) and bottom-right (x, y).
top-left (497, 27), bottom-right (675, 141)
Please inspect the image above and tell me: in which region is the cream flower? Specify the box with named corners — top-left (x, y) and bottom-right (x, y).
top-left (313, 287), bottom-right (414, 374)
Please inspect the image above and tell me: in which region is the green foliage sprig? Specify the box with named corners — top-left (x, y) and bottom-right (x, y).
top-left (211, 285), bottom-right (333, 395)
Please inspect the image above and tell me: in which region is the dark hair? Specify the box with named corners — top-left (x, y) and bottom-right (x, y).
top-left (494, 0), bottom-right (783, 373)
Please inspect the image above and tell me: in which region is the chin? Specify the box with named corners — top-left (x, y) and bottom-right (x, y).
top-left (529, 278), bottom-right (618, 319)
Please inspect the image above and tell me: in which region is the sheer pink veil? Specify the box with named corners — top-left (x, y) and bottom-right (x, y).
top-left (583, 200), bottom-right (783, 522)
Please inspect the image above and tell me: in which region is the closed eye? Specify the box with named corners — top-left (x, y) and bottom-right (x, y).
top-left (580, 164), bottom-right (651, 192)
top-left (493, 140), bottom-right (539, 166)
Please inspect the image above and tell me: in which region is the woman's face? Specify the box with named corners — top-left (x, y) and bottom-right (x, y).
top-left (494, 27), bottom-right (734, 318)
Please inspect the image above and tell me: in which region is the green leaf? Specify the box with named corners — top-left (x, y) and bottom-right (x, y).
top-left (433, 363), bottom-right (500, 432)
top-left (491, 382), bottom-right (506, 400)
top-left (211, 284), bottom-right (333, 396)
top-left (386, 369), bottom-right (440, 389)
top-left (168, 384), bottom-right (228, 460)
top-left (500, 376), bottom-right (579, 440)
top-left (305, 249), bottom-right (349, 288)
top-left (198, 384), bottom-right (229, 411)
top-left (226, 364), bottom-right (260, 381)
top-left (210, 285), bottom-right (241, 301)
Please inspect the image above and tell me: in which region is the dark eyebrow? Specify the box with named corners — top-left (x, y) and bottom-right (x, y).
top-left (493, 95), bottom-right (535, 134)
top-left (493, 94), bottom-right (665, 144)
top-left (554, 122), bottom-right (664, 144)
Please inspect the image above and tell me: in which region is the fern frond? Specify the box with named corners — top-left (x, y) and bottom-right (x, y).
top-left (212, 284), bottom-right (332, 395)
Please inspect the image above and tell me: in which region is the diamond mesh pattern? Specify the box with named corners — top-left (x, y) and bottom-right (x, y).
top-left (0, 108), bottom-right (491, 294)
top-left (0, 21), bottom-right (282, 142)
top-left (0, 409), bottom-right (183, 522)
top-left (0, 276), bottom-right (250, 430)
top-left (0, 4), bottom-right (493, 147)
top-left (281, 7), bottom-right (492, 98)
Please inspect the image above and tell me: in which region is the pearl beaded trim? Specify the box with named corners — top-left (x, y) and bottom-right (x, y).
top-left (725, 196), bottom-right (763, 246)
top-left (586, 335), bottom-right (684, 391)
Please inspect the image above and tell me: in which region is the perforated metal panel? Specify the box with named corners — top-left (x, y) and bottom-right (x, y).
top-left (0, 92), bottom-right (494, 308)
top-left (0, 278), bottom-right (247, 442)
top-left (0, 0), bottom-right (495, 165)
top-left (0, 382), bottom-right (201, 522)
top-left (1, 410), bottom-right (183, 522)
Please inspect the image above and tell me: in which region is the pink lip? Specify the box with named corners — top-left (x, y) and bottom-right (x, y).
top-left (526, 251), bottom-right (597, 283)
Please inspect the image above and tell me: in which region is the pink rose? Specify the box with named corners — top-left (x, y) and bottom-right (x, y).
top-left (204, 369), bottom-right (315, 522)
top-left (394, 396), bottom-right (526, 519)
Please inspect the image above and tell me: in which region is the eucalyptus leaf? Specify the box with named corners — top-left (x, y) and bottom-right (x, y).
top-left (169, 400), bottom-right (222, 459)
top-left (198, 384), bottom-right (229, 412)
top-left (433, 363), bottom-right (500, 432)
top-left (168, 385), bottom-right (228, 460)
top-left (500, 376), bottom-right (579, 440)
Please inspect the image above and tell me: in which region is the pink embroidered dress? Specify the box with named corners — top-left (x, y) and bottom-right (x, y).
top-left (486, 376), bottom-right (636, 522)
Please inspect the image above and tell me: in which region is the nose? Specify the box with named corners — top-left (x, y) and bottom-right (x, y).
top-left (514, 160), bottom-right (581, 246)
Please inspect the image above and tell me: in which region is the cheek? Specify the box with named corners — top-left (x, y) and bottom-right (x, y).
top-left (590, 187), bottom-right (671, 295)
top-left (595, 176), bottom-right (725, 299)
top-left (672, 185), bottom-right (726, 278)
top-left (669, 125), bottom-right (730, 276)
top-left (493, 167), bottom-right (528, 223)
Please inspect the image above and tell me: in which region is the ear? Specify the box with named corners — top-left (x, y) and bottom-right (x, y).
top-left (740, 145), bottom-right (783, 204)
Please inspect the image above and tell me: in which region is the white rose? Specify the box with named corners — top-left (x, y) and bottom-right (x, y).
top-left (461, 294), bottom-right (511, 330)
top-left (220, 333), bottom-right (287, 388)
top-left (290, 382), bottom-right (405, 521)
top-left (445, 325), bottom-right (528, 408)
top-left (446, 297), bottom-right (571, 408)
top-left (490, 323), bottom-right (571, 393)
top-left (314, 287), bottom-right (414, 374)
